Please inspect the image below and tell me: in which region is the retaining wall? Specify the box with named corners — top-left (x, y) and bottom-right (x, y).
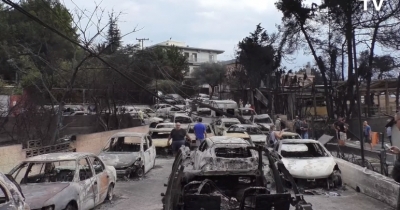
top-left (335, 158), bottom-right (400, 208)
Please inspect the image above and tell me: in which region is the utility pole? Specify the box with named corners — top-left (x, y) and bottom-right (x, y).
top-left (136, 38), bottom-right (149, 50)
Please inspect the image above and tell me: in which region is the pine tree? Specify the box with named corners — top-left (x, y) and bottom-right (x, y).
top-left (106, 13), bottom-right (121, 54)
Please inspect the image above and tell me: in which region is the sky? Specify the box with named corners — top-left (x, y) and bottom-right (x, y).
top-left (62, 0), bottom-right (314, 70)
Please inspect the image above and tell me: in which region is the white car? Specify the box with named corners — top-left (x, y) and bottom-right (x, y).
top-left (0, 172), bottom-right (29, 210)
top-left (186, 123), bottom-right (215, 147)
top-left (223, 124), bottom-right (266, 146)
top-left (148, 122), bottom-right (175, 132)
top-left (99, 132), bottom-right (156, 178)
top-left (172, 113), bottom-right (193, 129)
top-left (9, 152), bottom-right (116, 210)
top-left (211, 118), bottom-right (241, 136)
top-left (237, 108), bottom-right (257, 120)
top-left (271, 139), bottom-right (341, 188)
top-left (249, 114), bottom-right (273, 129)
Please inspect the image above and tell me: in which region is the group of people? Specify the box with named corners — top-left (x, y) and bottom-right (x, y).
top-left (293, 116), bottom-right (310, 139)
top-left (166, 118), bottom-right (207, 156)
top-left (239, 99), bottom-right (255, 110)
top-left (333, 117), bottom-right (374, 150)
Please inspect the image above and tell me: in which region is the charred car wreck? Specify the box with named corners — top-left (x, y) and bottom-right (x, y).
top-left (162, 136), bottom-right (313, 210)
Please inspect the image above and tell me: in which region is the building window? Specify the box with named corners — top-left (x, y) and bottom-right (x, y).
top-left (209, 54), bottom-right (214, 62)
top-left (192, 53), bottom-right (197, 62)
top-left (184, 52), bottom-right (189, 58)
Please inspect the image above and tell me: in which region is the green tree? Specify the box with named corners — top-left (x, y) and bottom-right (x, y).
top-left (236, 24), bottom-right (278, 89)
top-left (192, 62), bottom-right (225, 99)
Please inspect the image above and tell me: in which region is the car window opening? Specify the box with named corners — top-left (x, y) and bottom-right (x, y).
top-left (151, 133), bottom-right (170, 139)
top-left (108, 137), bottom-right (141, 152)
top-left (214, 147), bottom-right (251, 158)
top-left (14, 161), bottom-right (77, 184)
top-left (280, 143), bottom-right (329, 158)
top-left (254, 117), bottom-right (272, 124)
top-left (175, 117), bottom-right (192, 124)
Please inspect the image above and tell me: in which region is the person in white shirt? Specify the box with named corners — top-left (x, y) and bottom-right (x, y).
top-left (275, 116), bottom-right (281, 131)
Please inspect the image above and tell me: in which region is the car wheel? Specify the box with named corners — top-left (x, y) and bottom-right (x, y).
top-left (105, 184), bottom-right (114, 201)
top-left (136, 166), bottom-right (145, 177)
top-left (64, 203), bottom-right (77, 210)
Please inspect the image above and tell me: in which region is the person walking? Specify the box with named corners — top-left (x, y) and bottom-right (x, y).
top-left (167, 123), bottom-right (192, 156)
top-left (388, 112), bottom-right (400, 182)
top-left (193, 117), bottom-right (207, 146)
top-left (363, 121), bottom-right (373, 150)
top-left (239, 99), bottom-right (243, 108)
top-left (334, 117), bottom-right (347, 144)
top-left (300, 119), bottom-right (309, 139)
top-left (268, 125), bottom-right (284, 147)
top-left (294, 116), bottom-right (301, 135)
top-left (138, 109), bottom-right (144, 125)
top-left (275, 116), bottom-right (281, 131)
top-left (386, 124), bottom-right (392, 145)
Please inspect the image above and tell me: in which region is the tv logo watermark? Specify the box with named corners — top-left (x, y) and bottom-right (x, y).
top-left (359, 0), bottom-right (386, 11)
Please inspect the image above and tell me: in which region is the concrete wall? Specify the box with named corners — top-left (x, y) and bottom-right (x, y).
top-left (0, 144), bottom-right (25, 173)
top-left (0, 126), bottom-right (149, 174)
top-left (335, 158), bottom-right (400, 208)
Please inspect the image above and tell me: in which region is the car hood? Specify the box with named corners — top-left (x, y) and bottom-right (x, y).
top-left (225, 133), bottom-right (249, 138)
top-left (98, 152), bottom-right (140, 168)
top-left (281, 157), bottom-right (336, 179)
top-left (250, 135), bottom-right (266, 142)
top-left (22, 183), bottom-right (70, 209)
top-left (258, 123), bottom-right (272, 128)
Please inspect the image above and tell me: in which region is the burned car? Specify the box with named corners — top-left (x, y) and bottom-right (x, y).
top-left (271, 139), bottom-right (341, 189)
top-left (9, 152), bottom-right (116, 210)
top-left (223, 124), bottom-right (266, 146)
top-left (211, 118), bottom-right (241, 136)
top-left (192, 136), bottom-right (259, 171)
top-left (98, 132), bottom-right (156, 178)
top-left (0, 172), bottom-right (29, 210)
top-left (162, 138), bottom-right (314, 210)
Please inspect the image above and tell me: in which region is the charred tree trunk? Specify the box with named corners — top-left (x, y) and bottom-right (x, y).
top-left (366, 27), bottom-right (379, 117)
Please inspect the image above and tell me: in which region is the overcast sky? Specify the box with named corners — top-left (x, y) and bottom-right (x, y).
top-left (62, 0), bottom-right (316, 70)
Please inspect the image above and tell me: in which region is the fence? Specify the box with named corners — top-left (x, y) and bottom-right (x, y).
top-left (25, 140), bottom-right (76, 158)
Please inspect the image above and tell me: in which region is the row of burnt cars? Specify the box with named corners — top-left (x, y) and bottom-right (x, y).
top-left (0, 131), bottom-right (159, 210)
top-left (151, 116), bottom-right (341, 210)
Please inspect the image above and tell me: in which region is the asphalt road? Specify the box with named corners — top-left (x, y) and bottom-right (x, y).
top-left (96, 157), bottom-right (394, 210)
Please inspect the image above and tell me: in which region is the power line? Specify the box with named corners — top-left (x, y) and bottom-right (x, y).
top-left (136, 38), bottom-right (149, 50)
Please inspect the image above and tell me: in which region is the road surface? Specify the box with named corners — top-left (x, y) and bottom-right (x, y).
top-left (96, 158), bottom-right (394, 210)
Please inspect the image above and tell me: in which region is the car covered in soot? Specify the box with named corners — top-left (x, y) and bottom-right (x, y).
top-left (191, 136), bottom-right (259, 172)
top-left (8, 152), bottom-right (116, 210)
top-left (211, 117), bottom-right (241, 136)
top-left (271, 139), bottom-right (341, 189)
top-left (98, 132), bottom-right (156, 178)
top-left (0, 172), bottom-right (29, 210)
top-left (186, 123), bottom-right (215, 149)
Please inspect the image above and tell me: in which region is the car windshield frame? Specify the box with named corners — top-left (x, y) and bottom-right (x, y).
top-left (12, 160), bottom-right (78, 184)
top-left (245, 127), bottom-right (263, 135)
top-left (280, 143), bottom-right (330, 158)
top-left (254, 117), bottom-right (272, 124)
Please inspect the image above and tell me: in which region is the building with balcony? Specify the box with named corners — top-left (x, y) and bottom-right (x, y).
top-left (147, 40), bottom-right (224, 78)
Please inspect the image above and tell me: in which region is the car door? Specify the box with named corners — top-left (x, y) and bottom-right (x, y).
top-left (88, 156), bottom-right (110, 204)
top-left (142, 137), bottom-right (151, 173)
top-left (194, 141), bottom-right (208, 169)
top-left (78, 158), bottom-right (96, 210)
top-left (146, 135), bottom-right (156, 168)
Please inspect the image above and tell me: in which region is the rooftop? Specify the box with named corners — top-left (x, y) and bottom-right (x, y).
top-left (147, 40), bottom-right (224, 54)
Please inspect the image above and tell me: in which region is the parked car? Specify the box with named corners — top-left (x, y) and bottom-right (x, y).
top-left (69, 111), bottom-right (89, 116)
top-left (211, 118), bottom-right (241, 136)
top-left (148, 122), bottom-right (175, 133)
top-left (281, 131), bottom-right (302, 139)
top-left (223, 124), bottom-right (266, 146)
top-left (192, 136), bottom-right (259, 171)
top-left (8, 152), bottom-right (116, 210)
top-left (270, 139), bottom-right (342, 189)
top-left (172, 113), bottom-right (193, 129)
top-left (0, 172), bottom-right (29, 210)
top-left (237, 108), bottom-right (257, 120)
top-left (186, 123), bottom-right (215, 147)
top-left (98, 132), bottom-right (156, 178)
top-left (249, 114), bottom-right (273, 129)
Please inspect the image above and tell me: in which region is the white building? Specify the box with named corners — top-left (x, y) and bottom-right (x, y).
top-left (147, 40), bottom-right (224, 78)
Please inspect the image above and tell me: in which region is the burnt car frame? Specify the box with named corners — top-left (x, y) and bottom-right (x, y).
top-left (8, 152), bottom-right (116, 210)
top-left (0, 172), bottom-right (29, 210)
top-left (162, 139), bottom-right (314, 210)
top-left (98, 132), bottom-right (156, 178)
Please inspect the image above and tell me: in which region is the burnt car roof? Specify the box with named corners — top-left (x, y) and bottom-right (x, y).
top-left (208, 136), bottom-right (250, 145)
top-left (24, 152), bottom-right (95, 162)
top-left (220, 118), bottom-right (240, 122)
top-left (233, 124), bottom-right (258, 128)
top-left (110, 132), bottom-right (147, 138)
top-left (280, 139), bottom-right (318, 144)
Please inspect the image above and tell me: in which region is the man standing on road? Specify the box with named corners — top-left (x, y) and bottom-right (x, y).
top-left (363, 121), bottom-right (373, 150)
top-left (294, 116), bottom-right (301, 135)
top-left (193, 117), bottom-right (207, 145)
top-left (300, 119), bottom-right (309, 139)
top-left (138, 109), bottom-right (144, 125)
top-left (239, 99), bottom-right (243, 108)
top-left (167, 123), bottom-right (192, 156)
top-left (386, 124), bottom-right (392, 145)
top-left (275, 116), bottom-right (281, 131)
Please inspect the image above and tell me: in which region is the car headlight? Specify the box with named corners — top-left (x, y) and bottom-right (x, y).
top-left (42, 205), bottom-right (55, 210)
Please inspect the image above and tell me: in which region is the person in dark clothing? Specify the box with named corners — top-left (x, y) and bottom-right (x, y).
top-left (334, 117), bottom-right (347, 143)
top-left (167, 123), bottom-right (191, 156)
top-left (294, 116), bottom-right (301, 135)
